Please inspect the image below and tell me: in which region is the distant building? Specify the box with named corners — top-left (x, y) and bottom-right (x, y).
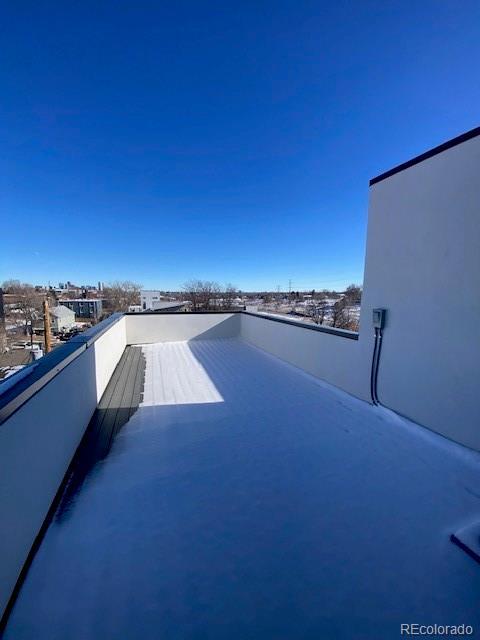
top-left (150, 301), bottom-right (185, 312)
top-left (49, 305), bottom-right (75, 333)
top-left (59, 299), bottom-right (103, 320)
top-left (140, 290), bottom-right (162, 311)
top-left (128, 305), bottom-right (142, 313)
top-left (140, 290), bottom-right (184, 312)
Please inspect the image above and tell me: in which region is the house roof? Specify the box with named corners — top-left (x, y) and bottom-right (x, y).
top-left (58, 299), bottom-right (102, 303)
top-left (50, 305), bottom-right (74, 318)
top-left (151, 301), bottom-right (184, 310)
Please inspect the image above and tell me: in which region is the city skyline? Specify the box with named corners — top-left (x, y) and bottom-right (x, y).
top-left (2, 277), bottom-right (362, 293)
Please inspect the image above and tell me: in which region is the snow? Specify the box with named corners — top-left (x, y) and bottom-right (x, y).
top-left (4, 338), bottom-right (480, 639)
top-left (0, 365), bottom-right (28, 381)
top-left (141, 342), bottom-right (223, 406)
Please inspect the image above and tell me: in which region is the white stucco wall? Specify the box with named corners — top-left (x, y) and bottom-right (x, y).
top-left (358, 134), bottom-right (480, 449)
top-left (240, 314), bottom-right (362, 398)
top-left (0, 319), bottom-right (127, 620)
top-left (125, 313), bottom-right (241, 344)
top-left (92, 316), bottom-right (127, 401)
top-left (0, 349), bottom-right (97, 620)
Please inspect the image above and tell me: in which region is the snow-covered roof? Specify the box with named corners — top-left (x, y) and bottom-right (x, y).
top-left (50, 305), bottom-right (75, 318)
top-left (151, 300), bottom-right (184, 310)
top-left (59, 298), bottom-right (102, 303)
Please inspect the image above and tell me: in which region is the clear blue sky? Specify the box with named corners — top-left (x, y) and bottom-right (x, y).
top-left (1, 1), bottom-right (479, 291)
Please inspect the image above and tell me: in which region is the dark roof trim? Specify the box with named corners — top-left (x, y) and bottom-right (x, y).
top-left (0, 343), bottom-right (86, 424)
top-left (369, 126), bottom-right (480, 186)
top-left (242, 311), bottom-right (359, 340)
top-left (124, 310), bottom-right (243, 315)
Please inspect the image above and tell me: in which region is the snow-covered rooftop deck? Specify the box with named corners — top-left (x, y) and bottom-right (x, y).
top-left (4, 337), bottom-right (480, 639)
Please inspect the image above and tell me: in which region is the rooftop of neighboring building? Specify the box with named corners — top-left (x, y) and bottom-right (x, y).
top-left (49, 305), bottom-right (75, 318)
top-left (58, 298), bottom-right (103, 303)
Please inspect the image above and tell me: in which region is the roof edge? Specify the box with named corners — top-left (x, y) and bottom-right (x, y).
top-left (369, 126), bottom-right (480, 186)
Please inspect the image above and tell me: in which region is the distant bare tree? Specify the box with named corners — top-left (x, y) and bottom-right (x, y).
top-left (1, 280), bottom-right (44, 332)
top-left (182, 280), bottom-right (223, 310)
top-left (331, 297), bottom-right (349, 329)
top-left (183, 279), bottom-right (201, 311)
top-left (203, 281), bottom-right (221, 310)
top-left (344, 284), bottom-right (362, 305)
top-left (221, 284), bottom-right (239, 310)
top-left (331, 296), bottom-right (359, 331)
top-left (103, 281), bottom-right (142, 313)
top-left (312, 292), bottom-right (328, 325)
top-left (1, 279), bottom-right (22, 293)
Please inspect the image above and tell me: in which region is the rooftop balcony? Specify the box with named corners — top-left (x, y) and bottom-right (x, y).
top-left (1, 128), bottom-right (480, 638)
top-left (1, 310), bottom-right (480, 639)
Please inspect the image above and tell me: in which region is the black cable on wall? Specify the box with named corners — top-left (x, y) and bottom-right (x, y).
top-left (370, 328), bottom-right (383, 405)
top-left (370, 309), bottom-right (386, 405)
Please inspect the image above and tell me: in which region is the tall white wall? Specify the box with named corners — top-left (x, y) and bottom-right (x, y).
top-left (126, 313), bottom-right (241, 344)
top-left (358, 135), bottom-right (480, 449)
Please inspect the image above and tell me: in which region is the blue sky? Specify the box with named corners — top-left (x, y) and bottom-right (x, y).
top-left (1, 1), bottom-right (479, 291)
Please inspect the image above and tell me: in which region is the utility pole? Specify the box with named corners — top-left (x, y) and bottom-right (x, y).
top-left (0, 288), bottom-right (6, 354)
top-left (43, 298), bottom-right (52, 354)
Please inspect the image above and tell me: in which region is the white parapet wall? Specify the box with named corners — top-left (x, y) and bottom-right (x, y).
top-left (0, 315), bottom-right (127, 621)
top-left (125, 312), bottom-right (241, 344)
top-left (358, 131), bottom-right (480, 449)
top-left (92, 315), bottom-right (127, 401)
top-left (240, 313), bottom-right (362, 399)
top-left (126, 311), bottom-right (363, 400)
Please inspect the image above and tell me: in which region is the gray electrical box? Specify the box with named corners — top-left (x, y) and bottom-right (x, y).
top-left (372, 308), bottom-right (386, 329)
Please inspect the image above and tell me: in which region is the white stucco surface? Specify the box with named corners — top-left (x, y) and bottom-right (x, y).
top-left (240, 313), bottom-right (362, 398)
top-left (0, 319), bottom-right (127, 620)
top-left (92, 316), bottom-right (127, 401)
top-left (125, 312), bottom-right (240, 344)
top-left (0, 347), bottom-right (98, 622)
top-left (358, 135), bottom-right (480, 448)
top-left (4, 338), bottom-right (480, 639)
